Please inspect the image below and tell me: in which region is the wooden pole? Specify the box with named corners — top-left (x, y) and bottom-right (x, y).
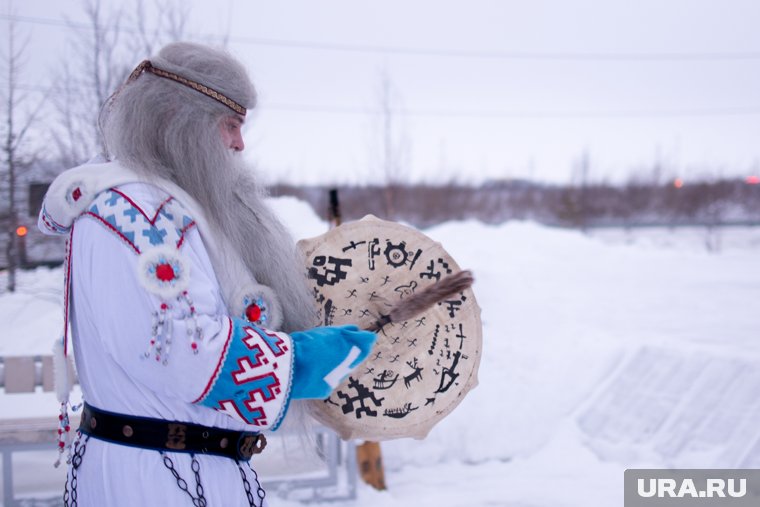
top-left (326, 188), bottom-right (387, 491)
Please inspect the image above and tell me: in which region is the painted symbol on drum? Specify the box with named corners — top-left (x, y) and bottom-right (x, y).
top-left (299, 216), bottom-right (481, 440)
top-left (368, 238), bottom-right (381, 270)
top-left (336, 377), bottom-right (385, 419)
top-left (403, 358), bottom-right (423, 388)
top-left (342, 240), bottom-right (367, 252)
top-left (438, 293), bottom-right (467, 318)
top-left (428, 324), bottom-right (440, 356)
top-left (383, 403), bottom-right (419, 419)
top-left (323, 299), bottom-right (335, 326)
top-left (373, 370), bottom-right (399, 390)
top-left (394, 281), bottom-right (418, 299)
top-left (435, 350), bottom-right (463, 394)
top-left (309, 256), bottom-right (352, 287)
top-left (382, 240), bottom-right (423, 270)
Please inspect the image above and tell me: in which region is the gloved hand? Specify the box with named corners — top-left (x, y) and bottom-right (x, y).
top-left (290, 325), bottom-right (377, 400)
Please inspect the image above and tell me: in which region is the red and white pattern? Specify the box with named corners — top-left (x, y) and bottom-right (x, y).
top-left (194, 318), bottom-right (293, 429)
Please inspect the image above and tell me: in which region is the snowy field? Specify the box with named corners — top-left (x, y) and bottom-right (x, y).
top-left (1, 196), bottom-right (759, 506)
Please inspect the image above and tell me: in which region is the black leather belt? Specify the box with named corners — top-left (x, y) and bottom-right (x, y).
top-left (78, 403), bottom-right (267, 461)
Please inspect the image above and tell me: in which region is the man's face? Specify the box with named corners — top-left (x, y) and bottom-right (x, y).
top-left (219, 114), bottom-right (245, 152)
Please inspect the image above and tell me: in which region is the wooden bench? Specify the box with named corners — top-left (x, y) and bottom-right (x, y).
top-left (0, 355), bottom-right (357, 505)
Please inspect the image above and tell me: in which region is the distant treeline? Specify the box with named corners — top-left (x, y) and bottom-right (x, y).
top-left (1, 177), bottom-right (758, 269)
top-left (269, 178), bottom-right (760, 229)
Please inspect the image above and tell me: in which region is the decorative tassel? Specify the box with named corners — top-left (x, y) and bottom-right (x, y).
top-left (180, 291), bottom-right (202, 354)
top-left (143, 293), bottom-right (204, 363)
top-left (144, 302), bottom-right (171, 362)
top-left (53, 337), bottom-right (77, 467)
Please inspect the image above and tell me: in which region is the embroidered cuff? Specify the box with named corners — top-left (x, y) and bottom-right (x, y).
top-left (193, 318), bottom-right (294, 430)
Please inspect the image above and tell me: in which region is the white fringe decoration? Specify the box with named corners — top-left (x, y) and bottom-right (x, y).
top-left (53, 336), bottom-right (76, 467)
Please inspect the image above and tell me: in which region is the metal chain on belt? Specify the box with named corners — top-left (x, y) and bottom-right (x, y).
top-left (61, 440), bottom-right (262, 507)
top-left (63, 433), bottom-right (89, 507)
top-left (161, 452), bottom-right (208, 507)
top-left (237, 460), bottom-right (266, 507)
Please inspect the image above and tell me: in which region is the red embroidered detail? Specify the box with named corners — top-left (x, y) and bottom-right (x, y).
top-left (242, 327), bottom-right (288, 357)
top-left (156, 263), bottom-right (175, 281)
top-left (231, 351), bottom-right (267, 385)
top-left (110, 188), bottom-right (172, 225)
top-left (42, 206), bottom-right (69, 232)
top-left (245, 406), bottom-right (267, 426)
top-left (176, 220), bottom-right (196, 249)
top-left (63, 224), bottom-right (75, 355)
top-left (191, 343), bottom-right (198, 350)
top-left (216, 400), bottom-right (248, 421)
top-left (72, 187), bottom-right (82, 201)
top-left (192, 318), bottom-right (234, 404)
top-left (160, 303), bottom-right (168, 310)
top-left (87, 189), bottom-right (196, 253)
top-left (245, 303), bottom-right (262, 323)
top-left (241, 372), bottom-right (281, 403)
top-left (84, 212), bottom-right (141, 254)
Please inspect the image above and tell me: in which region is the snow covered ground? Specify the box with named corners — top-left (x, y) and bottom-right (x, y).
top-left (1, 196), bottom-right (759, 506)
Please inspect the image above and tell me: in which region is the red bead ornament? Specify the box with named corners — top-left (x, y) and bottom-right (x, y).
top-left (245, 303), bottom-right (262, 323)
top-left (72, 188), bottom-right (82, 201)
top-left (156, 263), bottom-right (175, 282)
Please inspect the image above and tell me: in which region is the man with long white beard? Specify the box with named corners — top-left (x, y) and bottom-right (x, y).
top-left (38, 42), bottom-right (377, 506)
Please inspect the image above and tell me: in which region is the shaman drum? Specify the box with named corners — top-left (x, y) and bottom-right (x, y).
top-left (297, 215), bottom-right (482, 440)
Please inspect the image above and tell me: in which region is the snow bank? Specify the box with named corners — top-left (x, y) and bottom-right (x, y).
top-left (2, 197), bottom-right (759, 506)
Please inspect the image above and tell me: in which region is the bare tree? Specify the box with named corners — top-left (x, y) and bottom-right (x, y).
top-left (1, 13), bottom-right (47, 291)
top-left (51, 0), bottom-right (129, 166)
top-left (51, 0), bottom-right (191, 167)
top-left (373, 68), bottom-right (411, 219)
top-left (132, 0), bottom-right (191, 56)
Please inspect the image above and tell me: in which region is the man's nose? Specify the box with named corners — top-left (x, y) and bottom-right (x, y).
top-left (232, 133), bottom-right (245, 152)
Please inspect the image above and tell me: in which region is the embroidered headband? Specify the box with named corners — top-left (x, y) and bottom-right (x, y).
top-left (128, 60), bottom-right (246, 116)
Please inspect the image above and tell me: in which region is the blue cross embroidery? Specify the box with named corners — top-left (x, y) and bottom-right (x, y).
top-left (104, 214), bottom-right (136, 243)
top-left (123, 207), bottom-right (140, 223)
top-left (105, 192), bottom-right (121, 207)
top-left (142, 227), bottom-right (168, 246)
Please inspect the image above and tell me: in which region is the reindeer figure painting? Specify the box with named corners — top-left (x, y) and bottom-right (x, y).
top-left (403, 358), bottom-right (424, 388)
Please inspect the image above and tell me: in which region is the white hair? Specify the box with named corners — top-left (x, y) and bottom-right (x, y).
top-left (100, 42), bottom-right (315, 334)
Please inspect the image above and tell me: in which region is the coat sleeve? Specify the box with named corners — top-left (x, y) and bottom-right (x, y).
top-left (70, 185), bottom-right (294, 430)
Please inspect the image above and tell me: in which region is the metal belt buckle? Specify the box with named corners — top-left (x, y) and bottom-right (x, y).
top-left (237, 432), bottom-right (267, 460)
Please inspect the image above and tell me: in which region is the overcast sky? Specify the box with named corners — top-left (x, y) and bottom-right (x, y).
top-left (6, 0), bottom-right (760, 185)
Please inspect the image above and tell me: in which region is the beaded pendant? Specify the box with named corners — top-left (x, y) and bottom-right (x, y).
top-left (235, 282), bottom-right (283, 330)
top-left (138, 246), bottom-right (201, 364)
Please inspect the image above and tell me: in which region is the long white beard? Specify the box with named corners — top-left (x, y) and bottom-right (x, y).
top-left (171, 151), bottom-right (315, 333)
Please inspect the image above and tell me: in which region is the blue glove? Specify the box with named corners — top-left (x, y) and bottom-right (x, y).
top-left (290, 325), bottom-right (377, 400)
